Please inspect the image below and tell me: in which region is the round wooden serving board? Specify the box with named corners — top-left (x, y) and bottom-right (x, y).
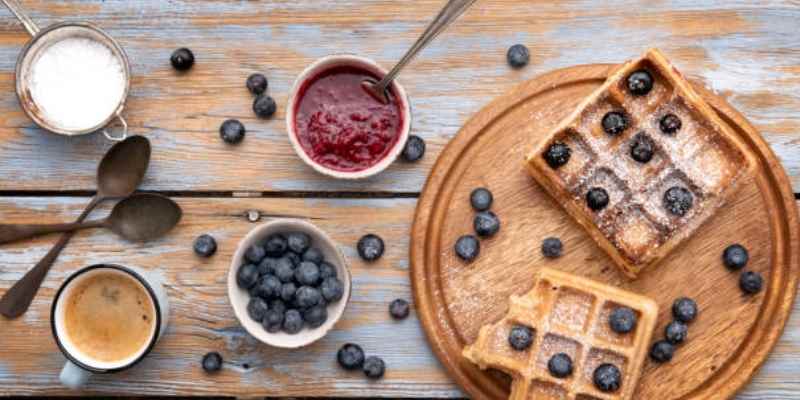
top-left (410, 64), bottom-right (799, 400)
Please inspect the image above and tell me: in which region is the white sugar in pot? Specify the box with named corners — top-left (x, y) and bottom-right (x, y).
top-left (3, 0), bottom-right (131, 140)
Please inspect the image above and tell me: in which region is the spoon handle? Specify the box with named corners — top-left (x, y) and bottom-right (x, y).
top-left (375, 0), bottom-right (478, 93)
top-left (0, 219), bottom-right (106, 244)
top-left (0, 196), bottom-right (101, 319)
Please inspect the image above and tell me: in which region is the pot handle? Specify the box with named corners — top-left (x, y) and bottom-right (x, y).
top-left (103, 111), bottom-right (128, 141)
top-left (0, 0), bottom-right (40, 37)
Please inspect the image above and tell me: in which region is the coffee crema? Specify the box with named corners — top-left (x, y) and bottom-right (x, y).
top-left (63, 272), bottom-right (155, 363)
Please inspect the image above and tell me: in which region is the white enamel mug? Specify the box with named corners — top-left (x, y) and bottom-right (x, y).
top-left (50, 264), bottom-right (169, 389)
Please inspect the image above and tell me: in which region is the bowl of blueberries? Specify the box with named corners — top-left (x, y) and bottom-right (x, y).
top-left (227, 219), bottom-right (351, 348)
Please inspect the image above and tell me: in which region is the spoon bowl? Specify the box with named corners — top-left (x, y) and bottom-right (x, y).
top-left (98, 135), bottom-right (150, 198)
top-left (107, 194), bottom-right (182, 241)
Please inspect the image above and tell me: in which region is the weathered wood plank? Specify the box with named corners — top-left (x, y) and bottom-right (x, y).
top-left (0, 1), bottom-right (796, 192)
top-left (0, 197), bottom-right (797, 398)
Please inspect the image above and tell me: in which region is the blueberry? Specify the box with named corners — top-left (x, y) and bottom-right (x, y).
top-left (357, 234), bottom-right (385, 262)
top-left (201, 352), bottom-right (222, 373)
top-left (295, 261), bottom-right (321, 286)
top-left (244, 244), bottom-right (266, 263)
top-left (274, 257), bottom-right (295, 283)
top-left (282, 309), bottom-right (304, 334)
top-left (286, 232), bottom-right (311, 254)
top-left (740, 271), bottom-right (763, 294)
top-left (321, 277), bottom-right (345, 302)
top-left (401, 135), bottom-right (426, 162)
top-left (170, 48), bottom-right (194, 71)
top-left (649, 340), bottom-right (675, 363)
top-left (269, 299), bottom-right (287, 315)
top-left (284, 252), bottom-right (301, 266)
top-left (665, 321), bottom-right (688, 345)
top-left (236, 263), bottom-right (259, 289)
top-left (246, 73), bottom-right (268, 95)
top-left (593, 363), bottom-right (622, 392)
top-left (544, 142), bottom-right (571, 169)
top-left (547, 353), bottom-right (573, 378)
top-left (303, 305), bottom-right (328, 328)
top-left (586, 187), bottom-right (610, 211)
top-left (253, 94), bottom-right (277, 118)
top-left (663, 186), bottom-right (693, 216)
top-left (363, 356), bottom-right (386, 379)
top-left (257, 257), bottom-right (278, 276)
top-left (508, 325), bottom-right (533, 351)
top-left (672, 297), bottom-right (698, 323)
top-left (262, 309), bottom-right (284, 333)
top-left (474, 211), bottom-right (501, 238)
top-left (630, 132), bottom-right (655, 163)
top-left (389, 298), bottom-right (410, 320)
top-left (454, 235), bottom-right (480, 262)
top-left (602, 111), bottom-right (628, 136)
top-left (723, 244), bottom-right (749, 271)
top-left (660, 114), bottom-right (682, 135)
top-left (506, 44), bottom-right (530, 69)
top-left (627, 70), bottom-right (654, 96)
top-left (337, 343), bottom-right (365, 370)
top-left (295, 286), bottom-right (322, 309)
top-left (470, 188), bottom-right (493, 211)
top-left (193, 234), bottom-right (217, 257)
top-left (219, 119), bottom-right (245, 144)
top-left (302, 247), bottom-right (324, 264)
top-left (252, 275), bottom-right (282, 299)
top-left (280, 282), bottom-right (297, 302)
top-left (246, 297), bottom-right (269, 322)
top-left (264, 234), bottom-right (288, 257)
top-left (541, 237), bottom-right (563, 258)
top-left (319, 261), bottom-right (337, 280)
top-left (609, 307), bottom-right (638, 334)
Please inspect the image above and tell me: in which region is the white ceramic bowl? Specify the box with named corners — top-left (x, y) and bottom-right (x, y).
top-left (227, 219), bottom-right (352, 348)
top-left (285, 54), bottom-right (411, 179)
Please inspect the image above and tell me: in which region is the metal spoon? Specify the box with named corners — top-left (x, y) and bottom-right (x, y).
top-left (0, 193), bottom-right (181, 244)
top-left (361, 0), bottom-right (478, 104)
top-left (0, 135), bottom-right (150, 318)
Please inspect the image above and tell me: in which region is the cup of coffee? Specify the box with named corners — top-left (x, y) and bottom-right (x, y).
top-left (50, 264), bottom-right (169, 389)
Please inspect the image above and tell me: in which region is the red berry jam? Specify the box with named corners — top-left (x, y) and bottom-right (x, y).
top-left (293, 66), bottom-right (404, 172)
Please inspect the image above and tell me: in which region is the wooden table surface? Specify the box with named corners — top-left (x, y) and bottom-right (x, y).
top-left (0, 0), bottom-right (798, 398)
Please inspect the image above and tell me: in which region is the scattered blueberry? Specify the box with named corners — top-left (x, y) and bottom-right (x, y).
top-left (363, 356), bottom-right (386, 379)
top-left (663, 186), bottom-right (693, 216)
top-left (282, 309), bottom-right (304, 334)
top-left (740, 271), bottom-right (763, 294)
top-left (474, 211), bottom-right (501, 238)
top-left (269, 299), bottom-right (287, 315)
top-left (470, 188), bottom-right (493, 211)
top-left (244, 244), bottom-right (266, 263)
top-left (337, 343), bottom-right (365, 370)
top-left (302, 247), bottom-right (324, 264)
top-left (246, 73), bottom-right (268, 95)
top-left (247, 297), bottom-right (269, 322)
top-left (630, 132), bottom-right (655, 163)
top-left (274, 257), bottom-right (295, 283)
top-left (280, 282), bottom-right (297, 302)
top-left (286, 232), bottom-right (311, 254)
top-left (593, 363), bottom-right (622, 392)
top-left (664, 321), bottom-right (688, 345)
top-left (303, 305), bottom-right (328, 328)
top-left (586, 187), bottom-right (610, 211)
top-left (454, 235), bottom-right (480, 262)
top-left (295, 286), bottom-right (322, 309)
top-left (547, 353), bottom-right (573, 378)
top-left (170, 48), bottom-right (194, 71)
top-left (253, 94), bottom-right (277, 118)
top-left (321, 277), bottom-right (345, 302)
top-left (660, 114), bottom-right (682, 135)
top-left (672, 297), bottom-right (698, 323)
top-left (541, 237), bottom-right (563, 258)
top-left (609, 307), bottom-right (638, 334)
top-left (219, 119), bottom-right (245, 144)
top-left (401, 135), bottom-right (426, 162)
top-left (544, 142), bottom-right (571, 169)
top-left (508, 325), bottom-right (533, 351)
top-left (295, 261), bottom-right (321, 286)
top-left (258, 257), bottom-right (278, 276)
top-left (262, 309), bottom-right (284, 333)
top-left (723, 244), bottom-right (749, 271)
top-left (650, 340), bottom-right (675, 363)
top-left (236, 263), bottom-right (259, 289)
top-left (193, 234), bottom-right (217, 257)
top-left (602, 111), bottom-right (628, 136)
top-left (319, 261), bottom-right (337, 280)
top-left (627, 70), bottom-right (654, 96)
top-left (201, 352), bottom-right (222, 373)
top-left (264, 234), bottom-right (288, 257)
top-left (506, 44), bottom-right (530, 69)
top-left (357, 234), bottom-right (385, 262)
top-left (389, 299), bottom-right (410, 320)
top-left (252, 275), bottom-right (282, 299)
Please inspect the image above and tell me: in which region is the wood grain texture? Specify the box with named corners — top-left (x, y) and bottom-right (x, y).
top-left (0, 1), bottom-right (796, 192)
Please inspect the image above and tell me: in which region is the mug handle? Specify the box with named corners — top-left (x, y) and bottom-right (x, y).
top-left (60, 360), bottom-right (91, 389)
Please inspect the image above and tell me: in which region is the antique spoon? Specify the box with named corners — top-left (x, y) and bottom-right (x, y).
top-left (0, 135), bottom-right (150, 318)
top-left (361, 0), bottom-right (478, 104)
top-left (0, 193), bottom-right (181, 244)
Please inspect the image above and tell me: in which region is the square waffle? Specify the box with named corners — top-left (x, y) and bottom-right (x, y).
top-left (525, 48), bottom-right (756, 278)
top-left (463, 268), bottom-right (658, 400)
